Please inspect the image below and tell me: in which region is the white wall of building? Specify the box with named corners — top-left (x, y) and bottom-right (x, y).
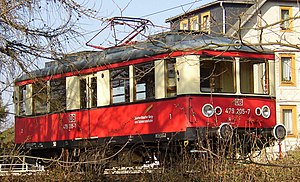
top-left (241, 1), bottom-right (300, 139)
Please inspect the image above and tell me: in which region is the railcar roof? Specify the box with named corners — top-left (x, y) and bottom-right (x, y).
top-left (16, 31), bottom-right (272, 82)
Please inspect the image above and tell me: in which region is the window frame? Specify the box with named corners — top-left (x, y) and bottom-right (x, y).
top-left (32, 81), bottom-right (49, 114)
top-left (80, 77), bottom-right (88, 109)
top-left (134, 62), bottom-right (155, 101)
top-left (180, 19), bottom-right (189, 30)
top-left (79, 74), bottom-right (98, 109)
top-left (190, 15), bottom-right (199, 31)
top-left (90, 77), bottom-right (97, 108)
top-left (165, 59), bottom-right (177, 97)
top-left (240, 59), bottom-right (269, 95)
top-left (18, 85), bottom-right (26, 116)
top-left (201, 11), bottom-right (210, 33)
top-left (110, 67), bottom-right (130, 104)
top-left (280, 54), bottom-right (296, 86)
top-left (280, 105), bottom-right (297, 137)
top-left (280, 6), bottom-right (293, 31)
top-left (50, 78), bottom-right (66, 113)
top-left (200, 58), bottom-right (236, 93)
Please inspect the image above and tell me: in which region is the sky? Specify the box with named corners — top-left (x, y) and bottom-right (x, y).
top-left (70, 0), bottom-right (212, 52)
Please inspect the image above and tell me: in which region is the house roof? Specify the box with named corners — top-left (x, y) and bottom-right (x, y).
top-left (165, 0), bottom-right (255, 23)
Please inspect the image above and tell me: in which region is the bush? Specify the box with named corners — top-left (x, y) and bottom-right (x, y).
top-left (2, 144), bottom-right (300, 181)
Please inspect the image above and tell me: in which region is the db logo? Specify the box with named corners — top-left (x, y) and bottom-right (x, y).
top-left (63, 114), bottom-right (77, 131)
top-left (234, 99), bottom-right (243, 106)
top-left (69, 114), bottom-right (76, 122)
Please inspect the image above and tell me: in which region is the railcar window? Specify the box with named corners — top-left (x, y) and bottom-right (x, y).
top-left (33, 81), bottom-right (48, 114)
top-left (91, 77), bottom-right (97, 108)
top-left (18, 85), bottom-right (26, 115)
top-left (50, 78), bottom-right (66, 112)
top-left (80, 78), bottom-right (88, 109)
top-left (166, 59), bottom-right (177, 97)
top-left (80, 76), bottom-right (97, 108)
top-left (200, 59), bottom-right (234, 93)
top-left (111, 67), bottom-right (130, 103)
top-left (240, 60), bottom-right (268, 94)
top-left (134, 62), bottom-right (155, 100)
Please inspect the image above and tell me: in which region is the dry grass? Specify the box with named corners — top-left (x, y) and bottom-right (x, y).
top-left (2, 148), bottom-right (300, 181)
top-left (2, 142), bottom-right (300, 181)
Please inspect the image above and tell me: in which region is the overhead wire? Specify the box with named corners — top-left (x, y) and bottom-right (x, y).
top-left (64, 0), bottom-right (203, 51)
top-left (140, 0), bottom-right (202, 18)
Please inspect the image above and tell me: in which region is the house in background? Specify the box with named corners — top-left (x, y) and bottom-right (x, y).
top-left (165, 0), bottom-right (255, 35)
top-left (166, 0), bottom-right (300, 151)
top-left (227, 0), bottom-right (300, 150)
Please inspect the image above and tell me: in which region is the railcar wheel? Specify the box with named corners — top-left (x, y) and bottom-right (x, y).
top-left (110, 145), bottom-right (150, 167)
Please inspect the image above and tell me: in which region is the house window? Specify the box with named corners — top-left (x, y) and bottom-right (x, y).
top-left (280, 54), bottom-right (295, 86)
top-left (180, 19), bottom-right (188, 30)
top-left (111, 67), bottom-right (130, 104)
top-left (201, 11), bottom-right (210, 33)
top-left (281, 105), bottom-right (297, 136)
top-left (33, 81), bottom-right (48, 114)
top-left (280, 7), bottom-right (292, 31)
top-left (190, 16), bottom-right (199, 31)
top-left (134, 62), bottom-right (155, 101)
top-left (166, 59), bottom-right (177, 97)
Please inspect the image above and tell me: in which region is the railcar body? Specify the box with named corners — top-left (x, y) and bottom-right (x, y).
top-left (14, 31), bottom-right (286, 157)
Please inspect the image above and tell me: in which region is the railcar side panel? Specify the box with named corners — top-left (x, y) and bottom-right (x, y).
top-left (15, 95), bottom-right (276, 144)
top-left (15, 97), bottom-right (191, 144)
top-left (88, 97), bottom-right (190, 138)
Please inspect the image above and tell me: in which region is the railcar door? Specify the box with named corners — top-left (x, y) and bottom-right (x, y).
top-left (79, 75), bottom-right (98, 138)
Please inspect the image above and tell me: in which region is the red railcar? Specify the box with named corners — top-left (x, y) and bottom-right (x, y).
top-left (14, 31), bottom-right (286, 158)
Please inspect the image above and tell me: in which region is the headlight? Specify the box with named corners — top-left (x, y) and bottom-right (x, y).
top-left (215, 106), bottom-right (222, 116)
top-left (255, 107), bottom-right (261, 116)
top-left (218, 123), bottom-right (233, 139)
top-left (202, 104), bottom-right (214, 117)
top-left (261, 105), bottom-right (271, 118)
top-left (273, 124), bottom-right (287, 140)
